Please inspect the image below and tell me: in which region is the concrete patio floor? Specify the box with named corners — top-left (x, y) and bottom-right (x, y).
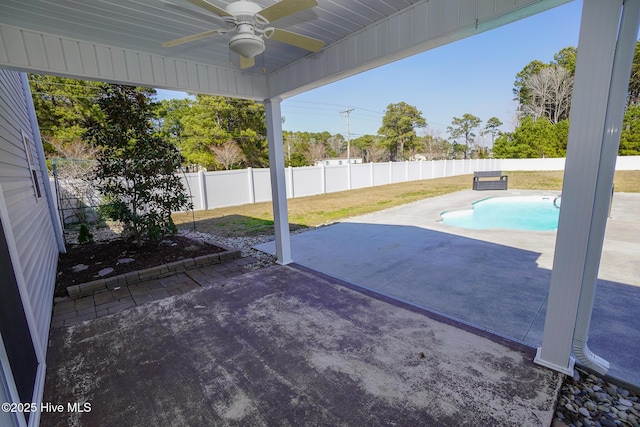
top-left (255, 190), bottom-right (640, 387)
top-left (42, 264), bottom-right (563, 426)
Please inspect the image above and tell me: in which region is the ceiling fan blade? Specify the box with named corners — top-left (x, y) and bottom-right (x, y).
top-left (259, 0), bottom-right (317, 23)
top-left (162, 29), bottom-right (224, 47)
top-left (185, 0), bottom-right (232, 17)
top-left (268, 28), bottom-right (324, 52)
top-left (239, 56), bottom-right (255, 69)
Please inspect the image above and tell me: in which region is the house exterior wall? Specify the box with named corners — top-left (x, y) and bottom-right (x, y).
top-left (0, 68), bottom-right (58, 349)
top-left (0, 68), bottom-right (60, 426)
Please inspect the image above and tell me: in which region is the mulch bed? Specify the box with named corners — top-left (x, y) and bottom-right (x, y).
top-left (55, 235), bottom-right (226, 297)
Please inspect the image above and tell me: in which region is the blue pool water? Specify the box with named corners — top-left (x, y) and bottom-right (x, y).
top-left (440, 196), bottom-right (560, 231)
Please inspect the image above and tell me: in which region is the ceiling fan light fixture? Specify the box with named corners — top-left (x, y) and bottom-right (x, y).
top-left (229, 33), bottom-right (265, 58)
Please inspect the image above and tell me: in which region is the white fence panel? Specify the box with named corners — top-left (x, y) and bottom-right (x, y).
top-left (462, 159), bottom-right (473, 174)
top-left (408, 161), bottom-right (421, 181)
top-left (614, 155), bottom-right (640, 170)
top-left (501, 158), bottom-right (565, 170)
top-left (292, 166), bottom-right (322, 197)
top-left (204, 170), bottom-right (251, 209)
top-left (325, 165), bottom-right (349, 193)
top-left (430, 160), bottom-right (445, 178)
top-left (180, 174), bottom-right (202, 210)
top-left (390, 162), bottom-right (406, 183)
top-left (351, 163), bottom-right (372, 189)
top-left (445, 160), bottom-right (456, 176)
top-left (252, 168), bottom-right (272, 202)
top-left (372, 163), bottom-right (391, 186)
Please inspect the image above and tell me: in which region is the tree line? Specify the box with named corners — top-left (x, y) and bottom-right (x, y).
top-left (493, 44), bottom-right (640, 157)
top-left (29, 74), bottom-right (502, 169)
top-left (29, 42), bottom-right (640, 171)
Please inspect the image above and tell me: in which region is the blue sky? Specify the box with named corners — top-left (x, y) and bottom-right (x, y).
top-left (157, 0), bottom-right (583, 139)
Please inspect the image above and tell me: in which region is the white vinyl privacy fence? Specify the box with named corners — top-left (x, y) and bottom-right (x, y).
top-left (181, 156), bottom-right (640, 211)
top-left (52, 156), bottom-right (640, 216)
top-left (184, 158), bottom-right (500, 210)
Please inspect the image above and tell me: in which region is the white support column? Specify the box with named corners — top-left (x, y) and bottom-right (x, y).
top-left (535, 0), bottom-right (635, 375)
top-left (264, 99), bottom-right (292, 265)
top-left (572, 0), bottom-right (640, 374)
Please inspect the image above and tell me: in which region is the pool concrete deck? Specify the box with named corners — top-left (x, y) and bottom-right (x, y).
top-left (255, 189), bottom-right (640, 387)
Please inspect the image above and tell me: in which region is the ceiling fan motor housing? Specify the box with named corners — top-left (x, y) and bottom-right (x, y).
top-left (226, 1), bottom-right (267, 58)
top-left (229, 32), bottom-right (265, 58)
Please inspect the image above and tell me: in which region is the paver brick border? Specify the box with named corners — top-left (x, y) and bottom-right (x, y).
top-left (66, 242), bottom-right (240, 299)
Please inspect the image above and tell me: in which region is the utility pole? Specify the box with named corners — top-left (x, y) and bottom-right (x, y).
top-left (340, 107), bottom-right (354, 163)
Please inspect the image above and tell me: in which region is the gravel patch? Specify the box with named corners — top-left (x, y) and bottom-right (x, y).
top-left (178, 228), bottom-right (277, 269)
top-left (555, 367), bottom-right (640, 427)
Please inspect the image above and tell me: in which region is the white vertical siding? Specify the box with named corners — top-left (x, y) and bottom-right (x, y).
top-left (0, 69), bottom-right (58, 352)
top-left (0, 23), bottom-right (268, 101)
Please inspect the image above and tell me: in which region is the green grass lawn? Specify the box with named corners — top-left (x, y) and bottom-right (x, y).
top-left (172, 170), bottom-right (639, 237)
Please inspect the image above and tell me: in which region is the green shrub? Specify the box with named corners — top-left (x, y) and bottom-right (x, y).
top-left (77, 223), bottom-right (93, 244)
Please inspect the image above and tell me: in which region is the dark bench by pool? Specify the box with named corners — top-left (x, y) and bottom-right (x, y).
top-left (473, 171), bottom-right (508, 191)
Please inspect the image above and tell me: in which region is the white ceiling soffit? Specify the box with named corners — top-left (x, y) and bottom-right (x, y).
top-left (0, 0), bottom-right (572, 100)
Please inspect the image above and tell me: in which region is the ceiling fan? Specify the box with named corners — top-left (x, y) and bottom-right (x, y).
top-left (162, 0), bottom-right (325, 69)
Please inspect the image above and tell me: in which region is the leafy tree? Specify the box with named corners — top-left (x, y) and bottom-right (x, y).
top-left (552, 46), bottom-right (577, 75)
top-left (447, 114), bottom-right (481, 159)
top-left (513, 60), bottom-right (547, 107)
top-left (84, 85), bottom-right (192, 246)
top-left (378, 102), bottom-right (427, 161)
top-left (283, 131), bottom-right (344, 166)
top-left (620, 103), bottom-right (640, 155)
top-left (493, 116), bottom-right (568, 158)
top-left (628, 41), bottom-right (640, 105)
top-left (28, 74), bottom-right (105, 159)
top-left (158, 95), bottom-right (267, 170)
top-left (155, 97), bottom-right (193, 143)
top-left (483, 117), bottom-right (503, 153)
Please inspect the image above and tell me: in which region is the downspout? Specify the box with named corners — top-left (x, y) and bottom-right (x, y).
top-left (19, 73), bottom-right (66, 253)
top-left (572, 0), bottom-right (640, 374)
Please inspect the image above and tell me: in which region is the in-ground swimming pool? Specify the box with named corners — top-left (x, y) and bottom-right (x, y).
top-left (440, 196), bottom-right (560, 231)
